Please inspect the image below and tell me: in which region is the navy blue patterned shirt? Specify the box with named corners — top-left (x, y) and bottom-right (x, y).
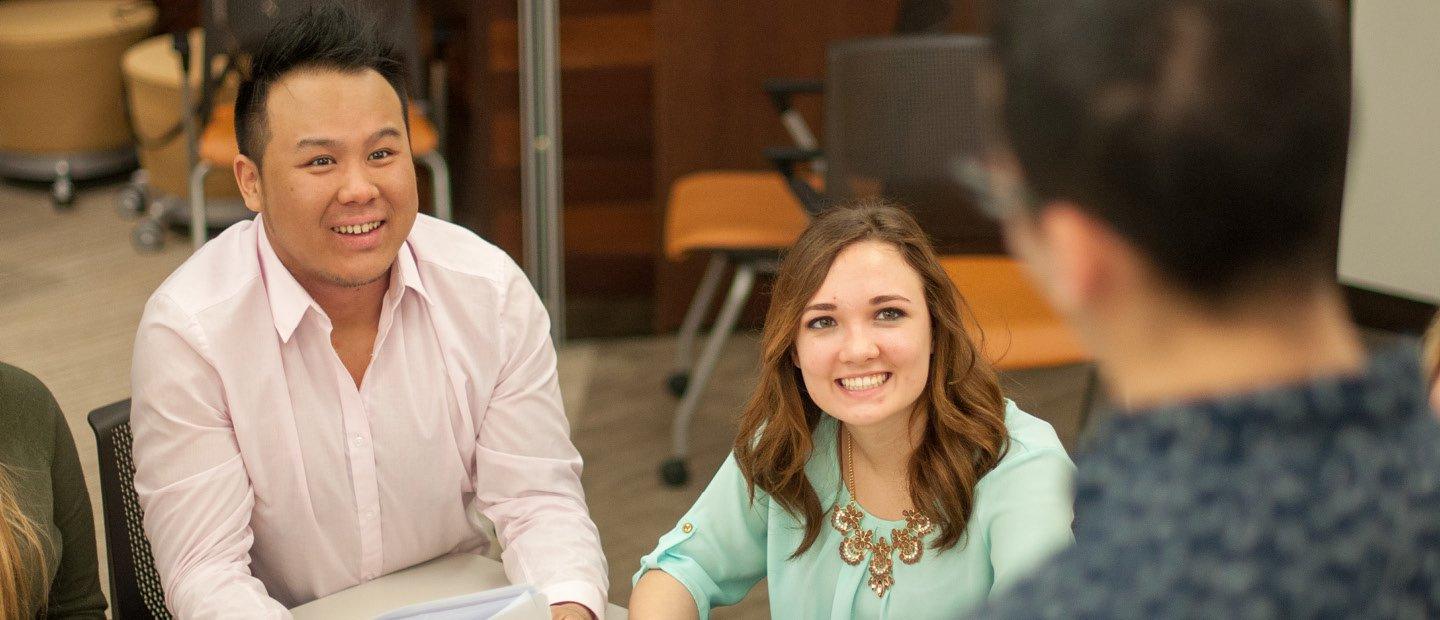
top-left (979, 345), bottom-right (1440, 618)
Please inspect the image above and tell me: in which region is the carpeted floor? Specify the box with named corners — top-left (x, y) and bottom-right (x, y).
top-left (0, 178), bottom-right (1096, 618)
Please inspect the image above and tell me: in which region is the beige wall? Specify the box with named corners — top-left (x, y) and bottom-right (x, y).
top-left (1340, 2), bottom-right (1440, 303)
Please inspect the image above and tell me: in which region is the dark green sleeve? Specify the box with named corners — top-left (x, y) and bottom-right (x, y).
top-left (44, 394), bottom-right (108, 619)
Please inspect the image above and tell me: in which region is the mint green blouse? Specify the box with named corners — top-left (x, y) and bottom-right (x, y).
top-left (634, 401), bottom-right (1075, 619)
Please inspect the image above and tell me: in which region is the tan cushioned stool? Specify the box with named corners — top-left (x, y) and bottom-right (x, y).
top-left (0, 0), bottom-right (156, 154)
top-left (123, 29), bottom-right (240, 199)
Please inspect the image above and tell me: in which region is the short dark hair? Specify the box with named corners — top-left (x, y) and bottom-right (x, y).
top-left (990, 0), bottom-right (1351, 302)
top-left (234, 1), bottom-right (409, 167)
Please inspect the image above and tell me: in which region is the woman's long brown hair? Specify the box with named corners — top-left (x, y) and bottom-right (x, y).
top-left (1, 464), bottom-right (49, 620)
top-left (733, 200), bottom-right (1009, 558)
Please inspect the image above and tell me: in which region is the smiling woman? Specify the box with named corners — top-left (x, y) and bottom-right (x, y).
top-left (630, 201), bottom-right (1078, 620)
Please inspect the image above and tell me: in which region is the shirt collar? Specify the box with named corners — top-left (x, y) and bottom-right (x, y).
top-left (257, 215), bottom-right (433, 343)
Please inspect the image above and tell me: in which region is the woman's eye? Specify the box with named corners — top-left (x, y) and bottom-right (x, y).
top-left (369, 149), bottom-right (394, 161)
top-left (805, 316), bottom-right (836, 330)
top-left (876, 307), bottom-right (906, 321)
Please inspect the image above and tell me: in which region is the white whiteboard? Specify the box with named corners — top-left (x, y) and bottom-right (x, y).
top-left (1339, 1), bottom-right (1440, 304)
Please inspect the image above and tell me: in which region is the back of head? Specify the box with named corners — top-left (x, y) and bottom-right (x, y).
top-left (234, 0), bottom-right (409, 167)
top-left (989, 0), bottom-right (1351, 304)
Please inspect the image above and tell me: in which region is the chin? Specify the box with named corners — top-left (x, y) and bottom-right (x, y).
top-left (324, 266), bottom-right (390, 289)
top-left (823, 402), bottom-right (907, 427)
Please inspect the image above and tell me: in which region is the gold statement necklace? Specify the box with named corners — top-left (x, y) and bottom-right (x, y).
top-left (830, 427), bottom-right (935, 598)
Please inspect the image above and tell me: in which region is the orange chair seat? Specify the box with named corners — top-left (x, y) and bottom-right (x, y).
top-left (941, 256), bottom-right (1090, 370)
top-left (199, 104), bottom-right (439, 165)
top-left (664, 171), bottom-right (812, 261)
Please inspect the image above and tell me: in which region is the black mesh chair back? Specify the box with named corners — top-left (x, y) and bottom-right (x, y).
top-left (823, 35), bottom-right (1003, 255)
top-left (87, 399), bottom-right (172, 620)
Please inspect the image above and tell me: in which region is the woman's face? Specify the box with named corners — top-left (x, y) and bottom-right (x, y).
top-left (794, 240), bottom-right (933, 429)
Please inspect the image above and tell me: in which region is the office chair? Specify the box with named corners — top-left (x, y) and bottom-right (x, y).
top-left (656, 80), bottom-right (826, 485)
top-left (660, 34), bottom-right (1094, 485)
top-left (132, 0), bottom-right (452, 251)
top-left (88, 399), bottom-right (173, 620)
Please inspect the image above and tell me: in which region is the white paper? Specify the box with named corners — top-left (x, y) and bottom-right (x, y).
top-left (373, 583), bottom-right (549, 620)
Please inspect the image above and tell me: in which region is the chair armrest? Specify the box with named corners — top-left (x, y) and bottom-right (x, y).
top-left (763, 146), bottom-right (828, 215)
top-left (763, 78), bottom-right (824, 114)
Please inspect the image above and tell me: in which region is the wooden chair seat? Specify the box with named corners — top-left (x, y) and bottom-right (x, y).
top-left (199, 104), bottom-right (440, 165)
top-left (941, 255), bottom-right (1090, 371)
top-left (664, 170), bottom-right (812, 261)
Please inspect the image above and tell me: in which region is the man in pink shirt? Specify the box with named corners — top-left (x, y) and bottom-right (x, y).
top-left (129, 4), bottom-right (606, 618)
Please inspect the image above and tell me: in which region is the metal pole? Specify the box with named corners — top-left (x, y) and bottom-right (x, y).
top-left (519, 0), bottom-right (566, 342)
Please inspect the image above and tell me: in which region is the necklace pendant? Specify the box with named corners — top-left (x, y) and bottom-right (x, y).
top-left (867, 540), bottom-right (896, 597)
top-left (839, 529), bottom-right (871, 565)
top-left (831, 502), bottom-right (863, 534)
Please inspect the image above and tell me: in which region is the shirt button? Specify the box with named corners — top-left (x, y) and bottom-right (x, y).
top-left (352, 435), bottom-right (367, 448)
top-left (363, 509), bottom-right (376, 519)
top-left (682, 522), bottom-right (694, 534)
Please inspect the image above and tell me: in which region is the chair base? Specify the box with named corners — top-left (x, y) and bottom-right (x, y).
top-left (0, 147), bottom-right (139, 206)
top-left (131, 193), bottom-right (253, 252)
top-left (659, 458), bottom-right (689, 487)
top-left (661, 253), bottom-right (778, 486)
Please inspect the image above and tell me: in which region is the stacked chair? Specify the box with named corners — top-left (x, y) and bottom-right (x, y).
top-left (0, 0), bottom-right (156, 206)
top-left (658, 34), bottom-right (1094, 486)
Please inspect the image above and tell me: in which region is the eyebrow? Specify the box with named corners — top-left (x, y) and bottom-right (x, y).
top-left (802, 295), bottom-right (912, 313)
top-left (293, 126), bottom-right (404, 151)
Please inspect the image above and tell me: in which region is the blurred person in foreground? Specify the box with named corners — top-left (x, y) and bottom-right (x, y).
top-left (128, 3), bottom-right (604, 618)
top-left (629, 202), bottom-right (1075, 619)
top-left (1, 364), bottom-right (107, 619)
top-left (967, 0), bottom-right (1440, 616)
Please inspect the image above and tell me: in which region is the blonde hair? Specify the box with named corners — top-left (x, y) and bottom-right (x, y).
top-left (0, 465), bottom-right (48, 620)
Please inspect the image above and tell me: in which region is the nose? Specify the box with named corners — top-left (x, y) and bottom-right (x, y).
top-left (335, 161), bottom-right (380, 205)
top-left (838, 324), bottom-right (880, 365)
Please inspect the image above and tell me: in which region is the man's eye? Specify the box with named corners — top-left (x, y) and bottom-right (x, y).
top-left (308, 156), bottom-right (335, 167)
top-left (369, 149), bottom-right (394, 161)
top-left (876, 308), bottom-right (907, 321)
top-left (805, 316), bottom-right (837, 330)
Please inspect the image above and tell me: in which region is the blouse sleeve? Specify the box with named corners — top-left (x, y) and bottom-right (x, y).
top-left (633, 454), bottom-right (769, 618)
top-left (978, 431), bottom-right (1077, 597)
top-left (45, 402), bottom-right (108, 618)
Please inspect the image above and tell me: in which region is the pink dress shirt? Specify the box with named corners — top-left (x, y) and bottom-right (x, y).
top-left (130, 214), bottom-right (608, 618)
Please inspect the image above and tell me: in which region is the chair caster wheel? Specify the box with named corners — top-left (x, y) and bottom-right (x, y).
top-left (52, 176), bottom-right (74, 207)
top-left (117, 185), bottom-right (146, 218)
top-left (665, 372), bottom-right (689, 398)
top-left (133, 220), bottom-right (165, 252)
top-left (659, 459), bottom-right (688, 487)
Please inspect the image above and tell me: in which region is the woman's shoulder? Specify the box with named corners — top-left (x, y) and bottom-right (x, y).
top-left (1002, 399), bottom-right (1066, 452)
top-left (985, 399), bottom-right (1072, 478)
top-left (0, 362), bottom-right (61, 450)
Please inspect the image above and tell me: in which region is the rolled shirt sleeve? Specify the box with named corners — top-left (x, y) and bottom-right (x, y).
top-left (131, 293), bottom-right (289, 618)
top-left (634, 454), bottom-right (769, 619)
top-left (978, 423), bottom-right (1077, 597)
top-left (474, 264), bottom-right (609, 617)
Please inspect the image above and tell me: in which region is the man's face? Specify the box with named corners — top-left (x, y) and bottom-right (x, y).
top-left (236, 68), bottom-right (418, 290)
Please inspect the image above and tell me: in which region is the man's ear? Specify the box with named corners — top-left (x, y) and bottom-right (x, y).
top-left (1033, 202), bottom-right (1127, 315)
top-left (234, 154), bottom-right (264, 214)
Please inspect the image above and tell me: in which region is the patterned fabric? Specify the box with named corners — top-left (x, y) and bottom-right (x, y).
top-left (979, 345), bottom-right (1440, 618)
